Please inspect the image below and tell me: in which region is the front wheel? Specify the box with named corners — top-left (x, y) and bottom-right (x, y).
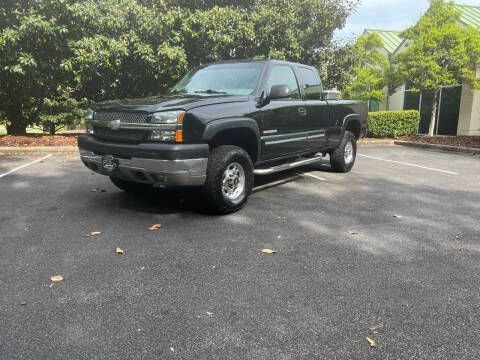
top-left (330, 131), bottom-right (357, 173)
top-left (202, 145), bottom-right (254, 215)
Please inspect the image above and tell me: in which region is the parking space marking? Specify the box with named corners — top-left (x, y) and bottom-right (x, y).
top-left (296, 171), bottom-right (327, 181)
top-left (253, 176), bottom-right (299, 192)
top-left (0, 154), bottom-right (53, 179)
top-left (358, 154), bottom-right (458, 175)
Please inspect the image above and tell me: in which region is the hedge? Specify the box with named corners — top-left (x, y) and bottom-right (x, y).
top-left (367, 110), bottom-right (420, 138)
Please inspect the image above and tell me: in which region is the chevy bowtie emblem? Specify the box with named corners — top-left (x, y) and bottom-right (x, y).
top-left (109, 119), bottom-right (121, 130)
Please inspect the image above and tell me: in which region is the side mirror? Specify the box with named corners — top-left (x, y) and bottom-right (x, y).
top-left (321, 90), bottom-right (341, 101)
top-left (269, 85), bottom-right (292, 100)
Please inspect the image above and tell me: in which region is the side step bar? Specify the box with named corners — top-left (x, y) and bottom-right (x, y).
top-left (254, 155), bottom-right (324, 175)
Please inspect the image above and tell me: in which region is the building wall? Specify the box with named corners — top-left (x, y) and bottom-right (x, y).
top-left (457, 85), bottom-right (480, 136)
top-left (457, 68), bottom-right (480, 136)
top-left (388, 84), bottom-right (405, 111)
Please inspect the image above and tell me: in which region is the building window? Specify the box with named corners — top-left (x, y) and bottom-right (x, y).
top-left (369, 100), bottom-right (380, 112)
top-left (403, 83), bottom-right (462, 135)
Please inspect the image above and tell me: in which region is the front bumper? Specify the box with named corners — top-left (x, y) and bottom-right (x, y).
top-left (78, 135), bottom-right (208, 187)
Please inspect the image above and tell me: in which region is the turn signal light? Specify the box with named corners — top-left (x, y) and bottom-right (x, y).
top-left (176, 130), bottom-right (183, 142)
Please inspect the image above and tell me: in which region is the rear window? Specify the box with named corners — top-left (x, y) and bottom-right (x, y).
top-left (297, 67), bottom-right (323, 100)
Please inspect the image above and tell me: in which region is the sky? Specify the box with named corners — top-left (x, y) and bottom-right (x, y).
top-left (335, 0), bottom-right (480, 39)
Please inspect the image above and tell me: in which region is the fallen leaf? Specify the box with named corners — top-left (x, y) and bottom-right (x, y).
top-left (261, 249), bottom-right (277, 254)
top-left (206, 312), bottom-right (213, 315)
top-left (140, 266), bottom-right (145, 270)
top-left (366, 337), bottom-right (376, 347)
top-left (347, 230), bottom-right (358, 235)
top-left (148, 224), bottom-right (162, 231)
top-left (49, 283), bottom-right (54, 288)
top-left (20, 301), bottom-right (27, 306)
top-left (393, 215), bottom-right (403, 219)
top-left (370, 324), bottom-right (384, 331)
top-left (116, 247), bottom-right (124, 254)
top-left (86, 231), bottom-right (102, 237)
top-left (50, 275), bottom-right (64, 282)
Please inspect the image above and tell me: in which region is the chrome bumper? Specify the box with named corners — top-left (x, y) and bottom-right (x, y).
top-left (80, 150), bottom-right (208, 186)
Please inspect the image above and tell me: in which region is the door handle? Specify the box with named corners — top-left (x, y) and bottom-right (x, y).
top-left (298, 107), bottom-right (307, 116)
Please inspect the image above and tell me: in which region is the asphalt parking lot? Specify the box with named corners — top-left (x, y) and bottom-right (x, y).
top-left (1, 145), bottom-right (480, 359)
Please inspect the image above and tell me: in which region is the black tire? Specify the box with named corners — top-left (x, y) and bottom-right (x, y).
top-left (110, 176), bottom-right (153, 193)
top-left (202, 145), bottom-right (254, 215)
top-left (330, 131), bottom-right (357, 173)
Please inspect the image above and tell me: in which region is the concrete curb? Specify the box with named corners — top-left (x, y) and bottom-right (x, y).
top-left (0, 140), bottom-right (395, 154)
top-left (358, 140), bottom-right (394, 146)
top-left (394, 140), bottom-right (480, 155)
top-left (0, 146), bottom-right (78, 153)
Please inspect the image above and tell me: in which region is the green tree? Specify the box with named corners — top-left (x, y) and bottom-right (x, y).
top-left (343, 33), bottom-right (389, 105)
top-left (38, 87), bottom-right (88, 135)
top-left (314, 39), bottom-right (358, 92)
top-left (0, 8), bottom-right (70, 134)
top-left (0, 0), bottom-right (360, 135)
top-left (391, 0), bottom-right (480, 136)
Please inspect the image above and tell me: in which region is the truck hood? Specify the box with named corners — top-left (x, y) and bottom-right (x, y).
top-left (94, 94), bottom-right (250, 113)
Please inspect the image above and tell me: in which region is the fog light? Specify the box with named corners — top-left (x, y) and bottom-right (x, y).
top-left (150, 130), bottom-right (176, 141)
top-left (86, 124), bottom-right (95, 135)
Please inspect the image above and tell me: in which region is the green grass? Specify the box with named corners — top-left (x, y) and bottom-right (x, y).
top-left (0, 127), bottom-right (43, 135)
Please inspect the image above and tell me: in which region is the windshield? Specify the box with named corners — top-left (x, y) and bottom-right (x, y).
top-left (170, 62), bottom-right (264, 96)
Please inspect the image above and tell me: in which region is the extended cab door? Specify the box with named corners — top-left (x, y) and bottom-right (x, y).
top-left (296, 66), bottom-right (329, 149)
top-left (260, 64), bottom-right (307, 160)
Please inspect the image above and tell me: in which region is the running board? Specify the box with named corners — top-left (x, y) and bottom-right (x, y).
top-left (254, 155), bottom-right (324, 175)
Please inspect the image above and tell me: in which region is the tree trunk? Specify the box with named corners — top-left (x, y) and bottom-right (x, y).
top-left (5, 114), bottom-right (30, 135)
top-left (428, 90), bottom-right (439, 137)
top-left (44, 122), bottom-right (56, 135)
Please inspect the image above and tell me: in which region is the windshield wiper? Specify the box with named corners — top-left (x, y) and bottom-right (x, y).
top-left (194, 89), bottom-right (227, 95)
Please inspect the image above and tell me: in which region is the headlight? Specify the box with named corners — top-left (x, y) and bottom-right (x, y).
top-left (151, 110), bottom-right (184, 124)
top-left (86, 108), bottom-right (95, 121)
top-left (149, 110), bottom-right (185, 142)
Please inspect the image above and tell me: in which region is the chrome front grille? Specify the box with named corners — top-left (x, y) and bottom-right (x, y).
top-left (94, 111), bottom-right (149, 124)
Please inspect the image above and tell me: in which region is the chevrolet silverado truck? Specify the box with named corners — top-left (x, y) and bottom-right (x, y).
top-left (79, 60), bottom-right (367, 214)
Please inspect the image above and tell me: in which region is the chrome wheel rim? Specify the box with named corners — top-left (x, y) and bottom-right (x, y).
top-left (222, 162), bottom-right (246, 203)
top-left (344, 140), bottom-right (354, 164)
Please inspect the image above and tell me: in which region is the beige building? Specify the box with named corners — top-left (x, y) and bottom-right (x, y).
top-left (364, 4), bottom-right (480, 136)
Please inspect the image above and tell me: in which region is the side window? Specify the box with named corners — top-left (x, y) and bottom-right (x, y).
top-left (297, 67), bottom-right (323, 100)
top-left (266, 65), bottom-right (300, 99)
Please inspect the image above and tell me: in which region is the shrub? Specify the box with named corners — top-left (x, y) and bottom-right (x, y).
top-left (367, 110), bottom-right (420, 138)
top-left (37, 88), bottom-right (88, 134)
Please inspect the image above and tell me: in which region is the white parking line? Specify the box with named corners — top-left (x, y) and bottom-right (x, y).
top-left (0, 154), bottom-right (53, 179)
top-left (358, 154), bottom-right (458, 175)
top-left (297, 171), bottom-right (327, 181)
top-left (253, 176), bottom-right (299, 192)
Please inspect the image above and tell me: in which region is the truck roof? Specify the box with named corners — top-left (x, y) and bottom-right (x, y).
top-left (202, 59), bottom-right (316, 69)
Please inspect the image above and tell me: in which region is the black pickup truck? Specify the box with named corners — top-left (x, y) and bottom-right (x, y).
top-left (79, 60), bottom-right (367, 214)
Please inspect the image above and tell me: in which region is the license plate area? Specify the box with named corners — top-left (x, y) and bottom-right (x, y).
top-left (102, 155), bottom-right (118, 172)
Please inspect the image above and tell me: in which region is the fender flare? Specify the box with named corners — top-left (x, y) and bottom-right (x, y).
top-left (203, 117), bottom-right (261, 161)
top-left (342, 113), bottom-right (363, 138)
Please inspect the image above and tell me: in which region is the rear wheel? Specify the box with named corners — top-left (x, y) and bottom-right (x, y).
top-left (110, 177), bottom-right (153, 193)
top-left (202, 145), bottom-right (254, 214)
top-left (330, 131), bottom-right (357, 173)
